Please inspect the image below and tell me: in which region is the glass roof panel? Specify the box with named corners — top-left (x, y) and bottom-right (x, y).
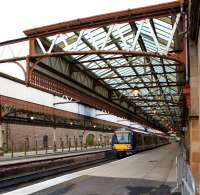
top-left (45, 13), bottom-right (184, 130)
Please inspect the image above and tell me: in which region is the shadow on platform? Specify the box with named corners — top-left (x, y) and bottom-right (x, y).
top-left (31, 175), bottom-right (181, 195)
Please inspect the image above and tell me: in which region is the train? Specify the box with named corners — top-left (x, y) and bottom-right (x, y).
top-left (112, 127), bottom-right (169, 157)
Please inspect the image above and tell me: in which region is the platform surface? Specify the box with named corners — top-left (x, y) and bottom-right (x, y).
top-left (3, 144), bottom-right (179, 195)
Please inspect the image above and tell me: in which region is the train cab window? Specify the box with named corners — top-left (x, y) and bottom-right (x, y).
top-left (115, 132), bottom-right (132, 144)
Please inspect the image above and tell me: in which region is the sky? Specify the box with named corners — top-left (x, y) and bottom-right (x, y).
top-left (0, 0), bottom-right (175, 79)
top-left (0, 0), bottom-right (175, 41)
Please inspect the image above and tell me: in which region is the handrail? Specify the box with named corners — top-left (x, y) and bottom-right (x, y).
top-left (171, 142), bottom-right (196, 195)
top-left (182, 178), bottom-right (195, 195)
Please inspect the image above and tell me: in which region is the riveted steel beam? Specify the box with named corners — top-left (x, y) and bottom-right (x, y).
top-left (97, 71), bottom-right (184, 80)
top-left (81, 64), bottom-right (181, 71)
top-left (113, 84), bottom-right (184, 90)
top-left (23, 1), bottom-right (187, 38)
top-left (0, 96), bottom-right (123, 132)
top-left (27, 40), bottom-right (160, 130)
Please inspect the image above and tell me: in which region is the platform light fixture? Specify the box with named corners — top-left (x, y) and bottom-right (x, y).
top-left (132, 86), bottom-right (140, 97)
top-left (30, 116), bottom-right (34, 120)
top-left (153, 109), bottom-right (157, 114)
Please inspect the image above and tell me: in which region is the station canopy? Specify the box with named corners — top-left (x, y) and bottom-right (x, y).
top-left (0, 1), bottom-right (187, 132)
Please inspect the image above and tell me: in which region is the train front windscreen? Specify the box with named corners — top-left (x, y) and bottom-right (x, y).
top-left (113, 131), bottom-right (132, 144)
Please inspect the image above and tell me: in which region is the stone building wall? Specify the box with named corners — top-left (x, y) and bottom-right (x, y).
top-left (1, 123), bottom-right (113, 152)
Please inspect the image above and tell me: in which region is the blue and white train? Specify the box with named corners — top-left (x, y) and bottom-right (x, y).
top-left (112, 127), bottom-right (169, 157)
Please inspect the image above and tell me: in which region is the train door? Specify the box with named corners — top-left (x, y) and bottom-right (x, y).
top-left (141, 134), bottom-right (145, 150)
top-left (133, 132), bottom-right (138, 151)
top-left (136, 133), bottom-right (143, 151)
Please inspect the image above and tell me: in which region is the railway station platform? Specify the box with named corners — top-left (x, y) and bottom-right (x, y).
top-left (4, 143), bottom-right (179, 195)
top-left (0, 148), bottom-right (111, 166)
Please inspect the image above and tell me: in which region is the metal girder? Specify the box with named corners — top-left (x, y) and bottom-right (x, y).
top-left (147, 19), bottom-right (177, 128)
top-left (73, 31), bottom-right (137, 104)
top-left (146, 111), bottom-right (182, 116)
top-left (129, 19), bottom-right (182, 130)
top-left (81, 64), bottom-right (181, 71)
top-left (109, 81), bottom-right (184, 85)
top-left (31, 38), bottom-right (110, 96)
top-left (23, 1), bottom-right (187, 38)
top-left (97, 71), bottom-right (184, 80)
top-left (129, 20), bottom-right (168, 122)
top-left (113, 84), bottom-right (184, 90)
top-left (129, 99), bottom-right (183, 104)
top-left (0, 50), bottom-right (184, 64)
top-left (102, 25), bottom-right (162, 127)
top-left (30, 67), bottom-right (162, 130)
top-left (139, 105), bottom-right (183, 107)
top-left (0, 95), bottom-right (121, 132)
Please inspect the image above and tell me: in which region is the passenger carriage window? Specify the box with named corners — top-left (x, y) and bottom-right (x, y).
top-left (137, 134), bottom-right (139, 145)
top-left (147, 135), bottom-right (151, 145)
top-left (143, 136), bottom-right (146, 145)
top-left (138, 134), bottom-right (142, 145)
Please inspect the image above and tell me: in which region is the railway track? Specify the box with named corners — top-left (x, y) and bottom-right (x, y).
top-left (0, 149), bottom-right (113, 192)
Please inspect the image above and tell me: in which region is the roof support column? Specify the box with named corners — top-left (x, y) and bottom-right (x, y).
top-left (0, 100), bottom-right (4, 156)
top-left (0, 124), bottom-right (4, 156)
top-left (26, 38), bottom-right (37, 85)
top-left (187, 33), bottom-right (200, 194)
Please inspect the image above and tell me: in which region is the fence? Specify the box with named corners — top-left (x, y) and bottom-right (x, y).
top-left (5, 138), bottom-right (111, 158)
top-left (172, 142), bottom-right (196, 195)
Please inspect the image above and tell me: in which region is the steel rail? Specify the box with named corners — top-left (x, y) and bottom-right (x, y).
top-left (0, 149), bottom-right (112, 190)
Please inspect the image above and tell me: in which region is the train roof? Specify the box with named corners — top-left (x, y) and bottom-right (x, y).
top-left (115, 127), bottom-right (149, 135)
top-left (115, 127), bottom-right (167, 137)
